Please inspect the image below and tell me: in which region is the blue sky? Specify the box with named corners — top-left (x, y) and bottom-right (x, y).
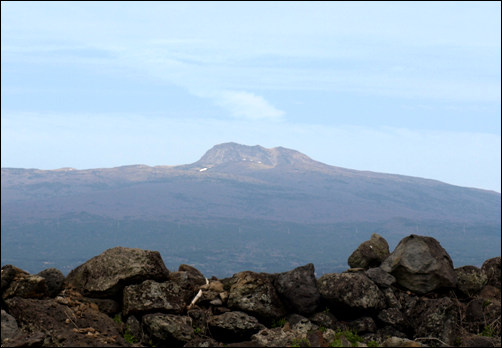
top-left (1, 2), bottom-right (500, 192)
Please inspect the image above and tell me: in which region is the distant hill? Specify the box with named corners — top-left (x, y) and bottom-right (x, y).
top-left (1, 142), bottom-right (500, 276)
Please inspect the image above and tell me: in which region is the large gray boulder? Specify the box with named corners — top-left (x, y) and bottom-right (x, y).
top-left (273, 263), bottom-right (320, 315)
top-left (380, 234), bottom-right (457, 294)
top-left (142, 313), bottom-right (194, 346)
top-left (207, 311), bottom-right (265, 342)
top-left (122, 279), bottom-right (186, 317)
top-left (65, 246), bottom-right (169, 298)
top-left (348, 233), bottom-right (390, 269)
top-left (317, 272), bottom-right (386, 311)
top-left (227, 271), bottom-right (287, 322)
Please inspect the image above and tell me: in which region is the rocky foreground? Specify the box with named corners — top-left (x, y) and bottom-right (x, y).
top-left (1, 234), bottom-right (500, 347)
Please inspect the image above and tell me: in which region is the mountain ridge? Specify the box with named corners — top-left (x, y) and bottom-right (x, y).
top-left (2, 142), bottom-right (499, 192)
top-left (2, 142), bottom-right (500, 224)
top-left (1, 142), bottom-right (500, 276)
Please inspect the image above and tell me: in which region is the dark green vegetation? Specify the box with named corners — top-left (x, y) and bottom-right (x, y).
top-left (1, 143), bottom-right (500, 276)
top-left (1, 213), bottom-right (499, 277)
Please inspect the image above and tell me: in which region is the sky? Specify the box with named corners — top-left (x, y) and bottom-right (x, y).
top-left (1, 1), bottom-right (501, 192)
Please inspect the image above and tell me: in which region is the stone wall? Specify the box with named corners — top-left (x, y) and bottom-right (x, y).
top-left (1, 234), bottom-right (500, 347)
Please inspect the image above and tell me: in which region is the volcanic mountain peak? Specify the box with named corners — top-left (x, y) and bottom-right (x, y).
top-left (195, 142), bottom-right (319, 169)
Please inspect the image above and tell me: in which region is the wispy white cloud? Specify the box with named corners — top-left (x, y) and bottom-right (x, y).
top-left (212, 90), bottom-right (284, 121)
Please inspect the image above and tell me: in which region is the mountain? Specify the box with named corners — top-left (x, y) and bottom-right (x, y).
top-left (1, 143), bottom-right (500, 276)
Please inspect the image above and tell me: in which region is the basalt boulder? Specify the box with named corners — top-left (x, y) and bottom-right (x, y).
top-left (4, 296), bottom-right (128, 347)
top-left (1, 265), bottom-right (48, 300)
top-left (65, 246), bottom-right (169, 298)
top-left (37, 268), bottom-right (65, 298)
top-left (380, 234), bottom-right (457, 294)
top-left (481, 257), bottom-right (501, 289)
top-left (122, 279), bottom-right (186, 317)
top-left (348, 233), bottom-right (390, 269)
top-left (227, 271), bottom-right (287, 322)
top-left (273, 263), bottom-right (320, 315)
top-left (365, 267), bottom-right (396, 288)
top-left (207, 311), bottom-right (265, 342)
top-left (142, 313), bottom-right (194, 346)
top-left (317, 272), bottom-right (386, 312)
top-left (408, 297), bottom-right (460, 346)
top-left (169, 266), bottom-right (207, 304)
top-left (455, 265), bottom-right (488, 297)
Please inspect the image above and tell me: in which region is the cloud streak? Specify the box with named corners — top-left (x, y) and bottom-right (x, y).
top-left (212, 90), bottom-right (285, 120)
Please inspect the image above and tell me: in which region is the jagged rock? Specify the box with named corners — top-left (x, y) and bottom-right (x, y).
top-left (380, 234), bottom-right (457, 294)
top-left (365, 267), bottom-right (396, 288)
top-left (251, 327), bottom-right (297, 347)
top-left (394, 289), bottom-right (419, 316)
top-left (2, 271), bottom-right (48, 300)
top-left (179, 264), bottom-right (206, 279)
top-left (409, 297), bottom-right (460, 346)
top-left (228, 271), bottom-right (287, 322)
top-left (4, 297), bottom-right (128, 346)
top-left (481, 257), bottom-right (501, 289)
top-left (273, 263), bottom-right (320, 315)
top-left (348, 233), bottom-right (390, 269)
top-left (382, 287), bottom-right (401, 309)
top-left (317, 272), bottom-right (386, 312)
top-left (309, 311), bottom-right (338, 330)
top-left (377, 308), bottom-right (406, 329)
top-left (170, 265), bottom-right (207, 303)
top-left (65, 246), bottom-right (169, 298)
top-left (455, 265), bottom-right (488, 296)
top-left (207, 311), bottom-right (265, 342)
top-left (142, 313), bottom-right (194, 345)
top-left (37, 268), bottom-right (65, 298)
top-left (122, 279), bottom-right (185, 316)
top-left (1, 309), bottom-right (19, 343)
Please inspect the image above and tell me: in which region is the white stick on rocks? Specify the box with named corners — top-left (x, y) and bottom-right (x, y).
top-left (187, 278), bottom-right (209, 310)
